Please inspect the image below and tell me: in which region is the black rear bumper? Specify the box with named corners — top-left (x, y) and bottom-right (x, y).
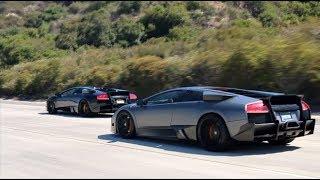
top-left (234, 119), bottom-right (315, 141)
top-left (99, 104), bottom-right (127, 113)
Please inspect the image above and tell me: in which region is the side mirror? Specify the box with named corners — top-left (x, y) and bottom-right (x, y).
top-left (136, 99), bottom-right (146, 106)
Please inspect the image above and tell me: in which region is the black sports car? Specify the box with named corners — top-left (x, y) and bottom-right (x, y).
top-left (47, 86), bottom-right (137, 116)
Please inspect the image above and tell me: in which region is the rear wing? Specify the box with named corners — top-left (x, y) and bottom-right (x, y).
top-left (260, 95), bottom-right (308, 122)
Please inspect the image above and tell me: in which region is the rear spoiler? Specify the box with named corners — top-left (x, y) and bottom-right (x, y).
top-left (260, 95), bottom-right (308, 122)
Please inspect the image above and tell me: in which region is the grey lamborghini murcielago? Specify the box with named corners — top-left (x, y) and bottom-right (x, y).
top-left (111, 86), bottom-right (315, 151)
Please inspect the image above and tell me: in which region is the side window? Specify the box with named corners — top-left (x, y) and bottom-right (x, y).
top-left (73, 88), bottom-right (83, 95)
top-left (147, 91), bottom-right (184, 104)
top-left (179, 90), bottom-right (203, 102)
top-left (61, 89), bottom-right (76, 97)
top-left (81, 88), bottom-right (95, 94)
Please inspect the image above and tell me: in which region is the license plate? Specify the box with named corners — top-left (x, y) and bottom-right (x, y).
top-left (280, 113), bottom-right (292, 121)
top-left (116, 99), bottom-right (125, 104)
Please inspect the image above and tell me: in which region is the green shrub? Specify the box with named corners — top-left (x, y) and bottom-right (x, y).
top-left (117, 1), bottom-right (141, 14)
top-left (186, 1), bottom-right (201, 11)
top-left (68, 2), bottom-right (88, 14)
top-left (140, 4), bottom-right (190, 38)
top-left (258, 3), bottom-right (281, 27)
top-left (39, 4), bottom-right (66, 22)
top-left (55, 22), bottom-right (78, 50)
top-left (85, 1), bottom-right (110, 12)
top-left (77, 11), bottom-right (116, 47)
top-left (113, 17), bottom-right (145, 47)
top-left (0, 27), bottom-right (19, 37)
top-left (119, 56), bottom-right (179, 97)
top-left (24, 60), bottom-right (60, 96)
top-left (24, 13), bottom-right (43, 28)
top-left (0, 39), bottom-right (38, 67)
top-left (168, 26), bottom-right (200, 41)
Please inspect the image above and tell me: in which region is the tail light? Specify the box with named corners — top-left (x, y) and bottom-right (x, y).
top-left (301, 100), bottom-right (310, 111)
top-left (245, 100), bottom-right (269, 114)
top-left (97, 93), bottom-right (109, 101)
top-left (129, 93), bottom-right (137, 100)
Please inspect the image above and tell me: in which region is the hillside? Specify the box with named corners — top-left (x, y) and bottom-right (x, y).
top-left (0, 1), bottom-right (319, 104)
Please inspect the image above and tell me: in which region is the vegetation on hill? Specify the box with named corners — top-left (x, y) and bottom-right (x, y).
top-left (0, 1), bottom-right (319, 104)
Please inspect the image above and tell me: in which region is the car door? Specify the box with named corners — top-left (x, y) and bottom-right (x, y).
top-left (134, 90), bottom-right (185, 132)
top-left (171, 90), bottom-right (204, 126)
top-left (70, 88), bottom-right (84, 107)
top-left (55, 88), bottom-right (76, 108)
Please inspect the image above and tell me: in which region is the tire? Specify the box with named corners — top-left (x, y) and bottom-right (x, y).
top-left (47, 101), bottom-right (57, 114)
top-left (268, 138), bottom-right (295, 145)
top-left (78, 100), bottom-right (92, 117)
top-left (116, 111), bottom-right (136, 139)
top-left (197, 115), bottom-right (231, 151)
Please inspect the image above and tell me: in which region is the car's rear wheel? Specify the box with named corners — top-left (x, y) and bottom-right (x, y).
top-left (116, 111), bottom-right (136, 139)
top-left (197, 115), bottom-right (231, 151)
top-left (47, 101), bottom-right (57, 114)
top-left (78, 100), bottom-right (92, 117)
top-left (268, 138), bottom-right (295, 145)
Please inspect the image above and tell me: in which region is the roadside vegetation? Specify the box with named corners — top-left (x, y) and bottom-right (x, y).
top-left (0, 1), bottom-right (319, 104)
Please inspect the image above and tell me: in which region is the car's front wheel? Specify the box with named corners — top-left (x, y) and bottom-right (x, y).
top-left (116, 111), bottom-right (136, 139)
top-left (47, 101), bottom-right (57, 114)
top-left (197, 115), bottom-right (231, 151)
top-left (268, 138), bottom-right (295, 145)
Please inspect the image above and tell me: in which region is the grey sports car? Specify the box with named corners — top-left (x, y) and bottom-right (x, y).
top-left (47, 86), bottom-right (138, 117)
top-left (111, 86), bottom-right (315, 151)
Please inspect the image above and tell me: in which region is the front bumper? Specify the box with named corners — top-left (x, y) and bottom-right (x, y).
top-left (233, 119), bottom-right (315, 141)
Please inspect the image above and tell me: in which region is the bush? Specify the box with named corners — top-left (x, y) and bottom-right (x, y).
top-left (68, 2), bottom-right (88, 14)
top-left (24, 13), bottom-right (43, 28)
top-left (243, 1), bottom-right (265, 17)
top-left (24, 60), bottom-right (60, 96)
top-left (85, 1), bottom-right (109, 12)
top-left (77, 11), bottom-right (116, 47)
top-left (119, 56), bottom-right (179, 97)
top-left (258, 3), bottom-right (281, 27)
top-left (55, 22), bottom-right (78, 50)
top-left (168, 26), bottom-right (199, 41)
top-left (287, 2), bottom-right (311, 18)
top-left (186, 1), bottom-right (201, 11)
top-left (0, 39), bottom-right (38, 67)
top-left (0, 27), bottom-right (19, 37)
top-left (117, 1), bottom-right (141, 14)
top-left (140, 4), bottom-right (190, 38)
top-left (39, 4), bottom-right (66, 22)
top-left (113, 17), bottom-right (145, 47)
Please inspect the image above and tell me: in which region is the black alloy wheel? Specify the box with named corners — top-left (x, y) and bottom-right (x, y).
top-left (116, 111), bottom-right (136, 138)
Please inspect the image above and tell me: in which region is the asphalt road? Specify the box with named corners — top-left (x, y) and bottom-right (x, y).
top-left (1, 99), bottom-right (319, 179)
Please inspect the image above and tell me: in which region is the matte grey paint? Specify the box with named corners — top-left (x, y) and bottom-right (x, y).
top-left (111, 87), bottom-right (260, 141)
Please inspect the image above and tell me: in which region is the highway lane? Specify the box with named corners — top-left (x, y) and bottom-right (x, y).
top-left (0, 99), bottom-right (319, 178)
